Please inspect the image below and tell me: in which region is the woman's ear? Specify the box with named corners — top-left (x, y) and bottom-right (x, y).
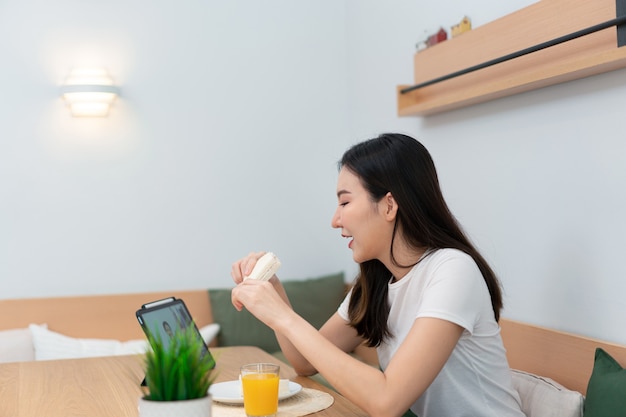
top-left (384, 192), bottom-right (398, 221)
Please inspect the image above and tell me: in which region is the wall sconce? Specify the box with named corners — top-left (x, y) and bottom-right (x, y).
top-left (60, 68), bottom-right (120, 117)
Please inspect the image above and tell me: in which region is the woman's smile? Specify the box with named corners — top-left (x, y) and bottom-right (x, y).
top-left (332, 168), bottom-right (393, 263)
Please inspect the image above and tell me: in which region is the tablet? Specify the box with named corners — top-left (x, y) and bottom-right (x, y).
top-left (135, 297), bottom-right (216, 370)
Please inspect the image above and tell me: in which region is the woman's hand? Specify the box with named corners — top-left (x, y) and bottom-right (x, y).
top-left (229, 251), bottom-right (364, 379)
top-left (230, 251), bottom-right (289, 325)
top-left (230, 251), bottom-right (267, 284)
top-left (231, 279), bottom-right (293, 330)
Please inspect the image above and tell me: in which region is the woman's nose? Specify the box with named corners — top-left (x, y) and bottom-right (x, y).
top-left (331, 208), bottom-right (341, 229)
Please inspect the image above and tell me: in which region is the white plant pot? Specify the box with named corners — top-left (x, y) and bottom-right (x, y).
top-left (138, 396), bottom-right (212, 417)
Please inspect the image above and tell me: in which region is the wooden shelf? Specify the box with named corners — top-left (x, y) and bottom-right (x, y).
top-left (397, 0), bottom-right (626, 116)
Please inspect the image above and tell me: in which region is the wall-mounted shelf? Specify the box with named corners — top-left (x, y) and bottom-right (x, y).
top-left (397, 0), bottom-right (626, 116)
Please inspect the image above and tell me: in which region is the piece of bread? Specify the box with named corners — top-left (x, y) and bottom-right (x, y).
top-left (244, 252), bottom-right (281, 281)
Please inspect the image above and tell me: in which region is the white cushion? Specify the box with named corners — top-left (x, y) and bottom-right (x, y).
top-left (29, 323), bottom-right (220, 361)
top-left (29, 324), bottom-right (148, 360)
top-left (0, 326), bottom-right (38, 363)
top-left (511, 369), bottom-right (584, 417)
top-left (198, 323), bottom-right (220, 345)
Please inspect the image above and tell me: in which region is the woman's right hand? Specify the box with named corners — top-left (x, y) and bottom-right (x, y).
top-left (230, 251), bottom-right (268, 284)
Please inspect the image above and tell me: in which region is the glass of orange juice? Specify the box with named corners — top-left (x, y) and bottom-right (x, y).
top-left (241, 363), bottom-right (280, 417)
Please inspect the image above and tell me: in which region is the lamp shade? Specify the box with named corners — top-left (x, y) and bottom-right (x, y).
top-left (60, 68), bottom-right (120, 117)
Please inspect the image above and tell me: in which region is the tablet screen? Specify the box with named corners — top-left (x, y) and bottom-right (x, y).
top-left (136, 297), bottom-right (215, 369)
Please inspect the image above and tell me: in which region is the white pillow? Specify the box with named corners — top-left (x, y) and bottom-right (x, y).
top-left (199, 323), bottom-right (220, 345)
top-left (29, 324), bottom-right (148, 360)
top-left (511, 369), bottom-right (584, 417)
top-left (0, 326), bottom-right (39, 363)
top-left (29, 323), bottom-right (220, 361)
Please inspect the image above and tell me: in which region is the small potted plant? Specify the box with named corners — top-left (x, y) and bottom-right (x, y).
top-left (138, 324), bottom-right (217, 417)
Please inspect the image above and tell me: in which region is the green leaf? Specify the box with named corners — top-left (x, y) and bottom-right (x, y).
top-left (143, 322), bottom-right (216, 401)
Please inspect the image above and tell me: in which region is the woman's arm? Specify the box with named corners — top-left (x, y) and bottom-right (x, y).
top-left (277, 311), bottom-right (364, 375)
top-left (261, 275), bottom-right (363, 376)
top-left (283, 313), bottom-right (462, 417)
top-left (232, 279), bottom-right (463, 417)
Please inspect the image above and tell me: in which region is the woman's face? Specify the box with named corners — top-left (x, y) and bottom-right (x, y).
top-left (331, 168), bottom-right (394, 263)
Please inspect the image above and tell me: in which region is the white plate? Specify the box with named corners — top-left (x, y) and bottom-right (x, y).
top-left (209, 380), bottom-right (302, 404)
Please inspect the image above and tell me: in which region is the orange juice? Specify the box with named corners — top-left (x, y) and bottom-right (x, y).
top-left (241, 373), bottom-right (280, 416)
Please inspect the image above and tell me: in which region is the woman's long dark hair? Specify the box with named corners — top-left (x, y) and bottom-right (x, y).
top-left (341, 133), bottom-right (503, 347)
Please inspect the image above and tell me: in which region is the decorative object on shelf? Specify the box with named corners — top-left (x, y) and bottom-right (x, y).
top-left (426, 27), bottom-right (448, 47)
top-left (138, 325), bottom-right (217, 417)
top-left (398, 0), bottom-right (626, 116)
top-left (451, 16), bottom-right (472, 38)
top-left (60, 68), bottom-right (120, 117)
top-left (416, 27), bottom-right (448, 52)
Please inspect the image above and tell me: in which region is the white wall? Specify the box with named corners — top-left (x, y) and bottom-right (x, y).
top-left (2, 0), bottom-right (625, 346)
top-left (0, 0), bottom-right (351, 297)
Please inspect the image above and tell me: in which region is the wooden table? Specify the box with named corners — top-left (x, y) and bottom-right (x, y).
top-left (0, 346), bottom-right (367, 417)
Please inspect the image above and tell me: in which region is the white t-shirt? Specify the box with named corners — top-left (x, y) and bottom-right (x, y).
top-left (338, 248), bottom-right (524, 417)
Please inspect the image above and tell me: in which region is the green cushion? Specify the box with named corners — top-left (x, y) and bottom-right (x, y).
top-left (583, 348), bottom-right (626, 417)
top-left (208, 272), bottom-right (346, 353)
top-left (281, 272), bottom-right (347, 330)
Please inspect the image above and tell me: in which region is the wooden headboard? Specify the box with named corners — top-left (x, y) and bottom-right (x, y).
top-left (500, 318), bottom-right (626, 395)
top-left (0, 290), bottom-right (213, 341)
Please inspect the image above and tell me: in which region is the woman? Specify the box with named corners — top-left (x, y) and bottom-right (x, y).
top-left (231, 133), bottom-right (524, 417)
